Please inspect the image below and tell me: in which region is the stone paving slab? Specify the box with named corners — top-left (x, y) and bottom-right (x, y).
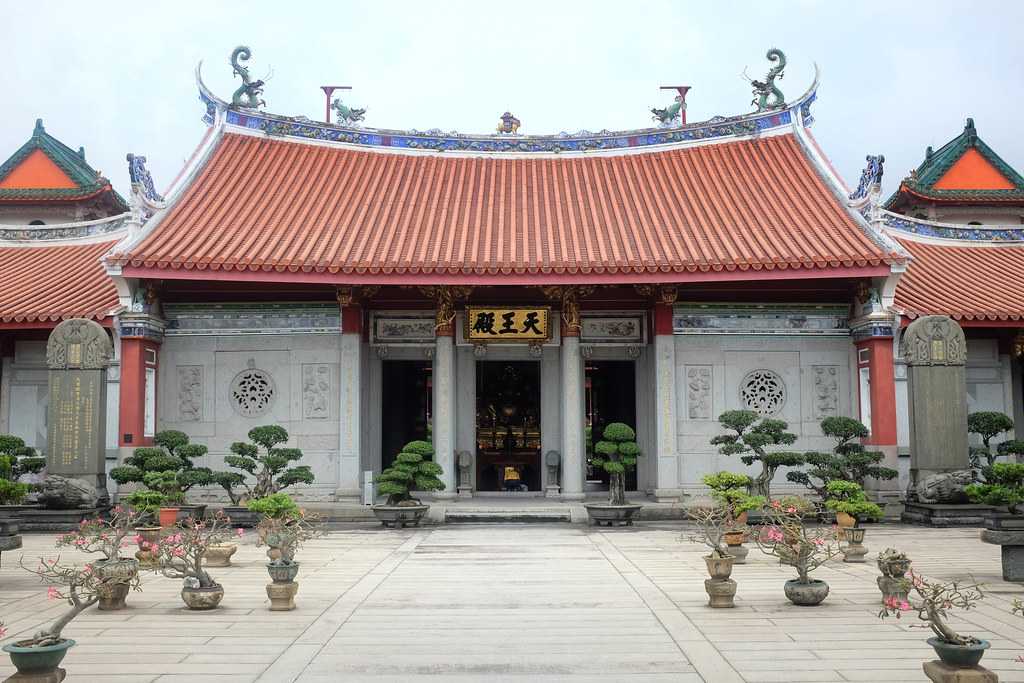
top-left (1, 523), bottom-right (1024, 681)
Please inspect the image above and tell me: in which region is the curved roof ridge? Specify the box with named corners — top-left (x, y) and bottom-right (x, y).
top-left (880, 209), bottom-right (1024, 244)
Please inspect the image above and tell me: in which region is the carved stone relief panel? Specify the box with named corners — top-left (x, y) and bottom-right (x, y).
top-left (811, 365), bottom-right (839, 419)
top-left (739, 369), bottom-right (786, 417)
top-left (177, 365), bottom-right (203, 422)
top-left (230, 362), bottom-right (276, 418)
top-left (685, 366), bottom-right (712, 420)
top-left (302, 364), bottom-right (331, 420)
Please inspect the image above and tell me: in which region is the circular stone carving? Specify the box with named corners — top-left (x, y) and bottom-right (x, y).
top-left (230, 368), bottom-right (276, 417)
top-left (740, 369), bottom-right (786, 416)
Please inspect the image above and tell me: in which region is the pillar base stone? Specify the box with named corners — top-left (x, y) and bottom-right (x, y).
top-left (922, 660), bottom-right (997, 683)
top-left (653, 488), bottom-right (683, 503)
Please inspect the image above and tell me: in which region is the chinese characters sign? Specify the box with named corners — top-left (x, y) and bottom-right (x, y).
top-left (466, 307), bottom-right (551, 342)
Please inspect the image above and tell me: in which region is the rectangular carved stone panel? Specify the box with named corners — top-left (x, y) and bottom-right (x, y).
top-left (812, 365), bottom-right (840, 419)
top-left (302, 364), bottom-right (331, 420)
top-left (684, 365), bottom-right (712, 420)
top-left (47, 369), bottom-right (106, 479)
top-left (177, 365), bottom-right (203, 422)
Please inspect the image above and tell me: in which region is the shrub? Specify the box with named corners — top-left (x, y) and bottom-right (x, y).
top-left (110, 430), bottom-right (213, 504)
top-left (823, 480), bottom-right (883, 524)
top-left (0, 478), bottom-right (31, 505)
top-left (376, 440), bottom-right (444, 506)
top-left (215, 425), bottom-right (315, 504)
top-left (879, 569), bottom-right (984, 646)
top-left (754, 498), bottom-right (842, 584)
top-left (246, 492), bottom-right (300, 519)
top-left (0, 433), bottom-right (45, 482)
top-left (702, 472), bottom-right (765, 519)
top-left (591, 423), bottom-right (641, 506)
top-left (124, 490), bottom-right (166, 521)
top-left (711, 410), bottom-right (803, 499)
top-left (787, 417), bottom-right (896, 497)
top-left (966, 462), bottom-right (1024, 514)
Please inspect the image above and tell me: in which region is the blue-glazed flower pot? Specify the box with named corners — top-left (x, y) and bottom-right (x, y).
top-left (927, 637), bottom-right (989, 668)
top-left (3, 638), bottom-right (75, 675)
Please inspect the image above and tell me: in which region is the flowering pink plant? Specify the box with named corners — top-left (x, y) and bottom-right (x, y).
top-left (256, 508), bottom-right (324, 565)
top-left (153, 512), bottom-right (232, 588)
top-left (878, 568), bottom-right (984, 645)
top-left (55, 506), bottom-right (145, 562)
top-left (685, 505), bottom-right (743, 559)
top-left (753, 497), bottom-right (841, 584)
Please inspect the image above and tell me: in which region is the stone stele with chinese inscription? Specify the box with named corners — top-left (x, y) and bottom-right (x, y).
top-left (45, 319), bottom-right (113, 500)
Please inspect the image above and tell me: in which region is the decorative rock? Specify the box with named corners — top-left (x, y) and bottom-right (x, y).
top-left (267, 580), bottom-right (299, 611)
top-left (36, 476), bottom-right (98, 509)
top-left (914, 471), bottom-right (975, 504)
top-left (703, 578), bottom-right (736, 608)
top-left (922, 660), bottom-right (998, 683)
top-left (877, 575), bottom-right (910, 605)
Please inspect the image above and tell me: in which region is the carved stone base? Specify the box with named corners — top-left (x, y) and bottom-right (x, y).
top-left (843, 541), bottom-right (869, 563)
top-left (457, 486), bottom-right (473, 499)
top-left (4, 667), bottom-right (66, 683)
top-left (902, 503), bottom-right (995, 527)
top-left (267, 581), bottom-right (298, 611)
top-left (97, 581), bottom-right (130, 610)
top-left (877, 576), bottom-right (909, 605)
top-left (923, 660), bottom-right (998, 683)
top-left (725, 544), bottom-right (749, 564)
top-left (704, 578), bottom-right (736, 608)
top-left (545, 485), bottom-right (561, 499)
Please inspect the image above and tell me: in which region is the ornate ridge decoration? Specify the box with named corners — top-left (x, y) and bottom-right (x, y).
top-left (496, 112), bottom-right (521, 135)
top-left (230, 46), bottom-right (266, 110)
top-left (749, 48), bottom-right (786, 112)
top-left (849, 155), bottom-right (884, 201)
top-left (197, 59), bottom-right (820, 154)
top-left (881, 210), bottom-right (1024, 242)
top-left (419, 286), bottom-right (473, 332)
top-left (332, 98), bottom-right (366, 126)
top-left (127, 154), bottom-right (163, 202)
top-left (46, 318), bottom-right (114, 370)
top-left (0, 214), bottom-right (129, 242)
top-left (540, 285), bottom-right (596, 333)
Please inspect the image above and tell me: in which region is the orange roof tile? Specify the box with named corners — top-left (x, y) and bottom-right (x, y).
top-left (894, 236), bottom-right (1024, 321)
top-left (0, 240), bottom-right (120, 324)
top-left (116, 132), bottom-right (900, 281)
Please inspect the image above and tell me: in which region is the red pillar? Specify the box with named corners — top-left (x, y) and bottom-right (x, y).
top-left (119, 337), bottom-right (159, 448)
top-left (855, 336), bottom-right (897, 446)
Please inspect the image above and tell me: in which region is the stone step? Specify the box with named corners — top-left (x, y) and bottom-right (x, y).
top-left (444, 509), bottom-right (572, 524)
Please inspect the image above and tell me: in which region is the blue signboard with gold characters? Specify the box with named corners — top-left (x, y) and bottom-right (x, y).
top-left (466, 307), bottom-right (551, 342)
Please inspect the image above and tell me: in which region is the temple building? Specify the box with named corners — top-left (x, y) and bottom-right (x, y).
top-left (2, 49), bottom-right (1022, 504)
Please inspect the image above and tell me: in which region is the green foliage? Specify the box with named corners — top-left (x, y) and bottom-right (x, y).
top-left (247, 492), bottom-right (300, 519)
top-left (591, 422), bottom-right (641, 506)
top-left (219, 425), bottom-right (315, 503)
top-left (124, 489), bottom-right (166, 518)
top-left (823, 480), bottom-right (883, 523)
top-left (109, 431), bottom-right (212, 502)
top-left (375, 440), bottom-right (444, 505)
top-left (787, 417), bottom-right (896, 498)
top-left (711, 410), bottom-right (801, 499)
top-left (0, 478), bottom-right (31, 505)
top-left (0, 433), bottom-right (46, 482)
top-left (966, 462), bottom-right (1024, 514)
top-left (968, 412), bottom-right (1016, 473)
top-left (701, 472), bottom-right (764, 517)
top-left (702, 471), bottom-right (751, 492)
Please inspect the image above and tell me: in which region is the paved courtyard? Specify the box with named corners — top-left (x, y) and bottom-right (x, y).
top-left (2, 523), bottom-right (1024, 682)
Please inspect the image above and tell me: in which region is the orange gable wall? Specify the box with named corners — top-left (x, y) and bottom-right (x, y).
top-left (933, 148), bottom-right (1016, 190)
top-left (0, 149), bottom-right (78, 189)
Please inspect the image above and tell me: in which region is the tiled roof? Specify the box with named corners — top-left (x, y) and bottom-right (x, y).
top-left (0, 120), bottom-right (128, 210)
top-left (114, 132), bottom-right (901, 281)
top-left (893, 236), bottom-right (1024, 321)
top-left (0, 239), bottom-right (120, 323)
top-left (887, 118), bottom-right (1024, 209)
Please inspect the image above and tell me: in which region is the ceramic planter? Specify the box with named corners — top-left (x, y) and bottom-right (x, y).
top-left (877, 576), bottom-right (910, 605)
top-left (134, 526), bottom-right (162, 568)
top-left (877, 556), bottom-right (911, 579)
top-left (843, 527), bottom-right (869, 563)
top-left (835, 511), bottom-right (855, 540)
top-left (224, 506), bottom-right (260, 528)
top-left (927, 637), bottom-right (990, 668)
top-left (267, 561), bottom-right (300, 583)
top-left (722, 530), bottom-right (746, 546)
top-left (158, 507), bottom-right (180, 528)
top-left (176, 504), bottom-right (208, 523)
top-left (203, 543), bottom-right (238, 568)
top-left (181, 584), bottom-right (224, 610)
top-left (724, 543), bottom-right (749, 564)
top-left (704, 554), bottom-right (735, 580)
top-left (267, 580), bottom-right (299, 611)
top-left (784, 579), bottom-right (830, 606)
top-left (582, 503), bottom-right (644, 527)
top-left (93, 558), bottom-right (139, 610)
top-left (372, 504), bottom-right (430, 529)
top-left (3, 638), bottom-right (75, 677)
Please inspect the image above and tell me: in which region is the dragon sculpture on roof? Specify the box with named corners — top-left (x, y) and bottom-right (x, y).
top-left (651, 97), bottom-right (683, 127)
top-left (748, 48), bottom-right (786, 112)
top-left (332, 98), bottom-right (366, 125)
top-left (230, 46), bottom-right (265, 109)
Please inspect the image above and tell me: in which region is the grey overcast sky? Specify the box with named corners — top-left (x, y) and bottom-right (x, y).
top-left (3, 0), bottom-right (1023, 202)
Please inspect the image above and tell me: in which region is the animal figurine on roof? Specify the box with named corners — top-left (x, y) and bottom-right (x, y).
top-left (747, 48), bottom-right (786, 112)
top-left (651, 97), bottom-right (684, 126)
top-left (230, 46), bottom-right (265, 109)
top-left (332, 98), bottom-right (367, 125)
top-left (496, 112), bottom-right (521, 135)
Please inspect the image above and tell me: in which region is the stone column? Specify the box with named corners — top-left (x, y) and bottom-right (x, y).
top-left (433, 331), bottom-right (457, 500)
top-left (117, 313), bottom-right (164, 458)
top-left (901, 315), bottom-right (969, 486)
top-left (851, 316), bottom-right (900, 502)
top-left (47, 319), bottom-right (115, 500)
top-left (560, 332), bottom-right (585, 501)
top-left (336, 296), bottom-right (363, 499)
top-left (652, 298), bottom-right (681, 501)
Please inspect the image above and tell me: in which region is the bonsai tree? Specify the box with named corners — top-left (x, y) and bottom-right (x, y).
top-left (124, 490), bottom-right (166, 524)
top-left (56, 506), bottom-right (144, 564)
top-left (702, 471), bottom-right (765, 523)
top-left (966, 462), bottom-right (1024, 513)
top-left (754, 497), bottom-right (842, 585)
top-left (214, 425), bottom-right (314, 505)
top-left (247, 492), bottom-right (300, 520)
top-left (153, 511), bottom-right (232, 591)
top-left (0, 434), bottom-right (45, 504)
top-left (968, 412), bottom-right (1024, 481)
top-left (592, 423), bottom-right (641, 506)
top-left (258, 509), bottom-right (324, 566)
top-left (110, 430), bottom-right (213, 505)
top-left (711, 410), bottom-right (803, 499)
top-left (823, 480), bottom-right (883, 526)
top-left (686, 504), bottom-right (735, 559)
top-left (376, 440), bottom-right (444, 506)
top-left (879, 569), bottom-right (985, 647)
top-left (788, 417), bottom-right (897, 498)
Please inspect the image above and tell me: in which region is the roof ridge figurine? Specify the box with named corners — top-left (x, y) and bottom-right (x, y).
top-left (230, 46), bottom-right (266, 109)
top-left (748, 48), bottom-right (786, 112)
top-left (332, 98), bottom-right (366, 126)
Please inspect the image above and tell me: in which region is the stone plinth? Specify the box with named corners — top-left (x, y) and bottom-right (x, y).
top-left (45, 319), bottom-right (112, 501)
top-left (980, 528), bottom-right (1024, 581)
top-left (4, 668), bottom-right (66, 682)
top-left (267, 581), bottom-right (298, 611)
top-left (923, 660), bottom-right (998, 683)
top-left (903, 503), bottom-right (995, 527)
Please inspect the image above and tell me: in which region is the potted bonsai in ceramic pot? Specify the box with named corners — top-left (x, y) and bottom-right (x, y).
top-left (110, 430), bottom-right (214, 526)
top-left (876, 547), bottom-right (912, 604)
top-left (686, 504), bottom-right (743, 607)
top-left (823, 480), bottom-right (883, 562)
top-left (879, 569), bottom-right (989, 669)
top-left (153, 511), bottom-right (232, 610)
top-left (967, 411), bottom-right (1024, 478)
top-left (3, 556), bottom-right (136, 680)
top-left (710, 411), bottom-right (804, 499)
top-left (0, 434), bottom-right (45, 556)
top-left (55, 506), bottom-right (144, 610)
top-left (125, 490), bottom-right (165, 568)
top-left (754, 497), bottom-right (842, 606)
top-left (258, 509), bottom-right (324, 610)
top-left (249, 493), bottom-right (300, 560)
top-left (213, 425), bottom-right (315, 527)
top-left (373, 440), bottom-right (444, 528)
top-left (583, 423), bottom-right (644, 526)
top-left (702, 471), bottom-right (765, 564)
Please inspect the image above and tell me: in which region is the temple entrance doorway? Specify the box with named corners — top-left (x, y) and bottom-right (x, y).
top-left (475, 361), bottom-right (541, 492)
top-left (381, 360), bottom-right (432, 469)
top-left (585, 360), bottom-right (638, 491)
